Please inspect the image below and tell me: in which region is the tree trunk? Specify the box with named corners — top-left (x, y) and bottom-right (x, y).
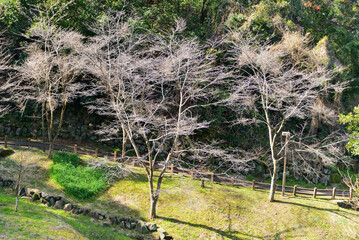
top-left (15, 182), bottom-right (21, 212)
top-left (269, 161), bottom-right (277, 202)
top-left (41, 102), bottom-right (46, 152)
top-left (121, 126), bottom-right (127, 158)
top-left (48, 142), bottom-right (54, 159)
top-left (150, 196), bottom-right (158, 219)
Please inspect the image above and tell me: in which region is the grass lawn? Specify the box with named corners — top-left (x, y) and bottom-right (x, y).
top-left (1, 148), bottom-right (359, 239)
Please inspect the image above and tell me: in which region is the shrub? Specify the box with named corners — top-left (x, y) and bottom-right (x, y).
top-left (50, 152), bottom-right (107, 199)
top-left (52, 152), bottom-right (84, 166)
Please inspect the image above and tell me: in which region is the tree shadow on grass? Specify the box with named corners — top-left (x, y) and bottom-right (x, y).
top-left (275, 199), bottom-right (359, 222)
top-left (158, 216), bottom-right (304, 240)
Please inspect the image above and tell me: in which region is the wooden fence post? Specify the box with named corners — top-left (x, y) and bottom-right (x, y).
top-left (293, 185), bottom-right (297, 196)
top-left (350, 188), bottom-right (353, 200)
top-left (73, 144), bottom-right (77, 154)
top-left (201, 179), bottom-right (205, 188)
top-left (211, 173), bottom-right (214, 182)
top-left (4, 135), bottom-right (7, 148)
top-left (231, 179), bottom-right (234, 187)
top-left (191, 168), bottom-right (194, 179)
top-left (113, 151), bottom-right (117, 161)
top-left (170, 164), bottom-right (174, 173)
top-left (313, 187), bottom-right (317, 199)
top-left (94, 148), bottom-right (98, 158)
top-left (252, 180), bottom-right (255, 190)
top-left (331, 187), bottom-right (336, 200)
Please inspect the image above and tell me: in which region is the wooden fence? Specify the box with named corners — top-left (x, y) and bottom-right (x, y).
top-left (0, 136), bottom-right (353, 200)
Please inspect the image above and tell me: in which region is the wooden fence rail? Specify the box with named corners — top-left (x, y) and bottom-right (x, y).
top-left (0, 136), bottom-right (352, 199)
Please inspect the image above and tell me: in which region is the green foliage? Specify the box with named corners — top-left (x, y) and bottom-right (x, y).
top-left (331, 173), bottom-right (341, 183)
top-left (50, 152), bottom-right (107, 199)
top-left (339, 106), bottom-right (359, 155)
top-left (51, 152), bottom-right (83, 166)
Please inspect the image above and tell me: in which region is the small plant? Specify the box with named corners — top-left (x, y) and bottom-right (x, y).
top-left (50, 152), bottom-right (107, 199)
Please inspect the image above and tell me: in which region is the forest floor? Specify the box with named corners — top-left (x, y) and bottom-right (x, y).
top-left (1, 148), bottom-right (359, 240)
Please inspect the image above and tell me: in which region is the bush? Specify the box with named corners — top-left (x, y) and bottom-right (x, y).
top-left (50, 152), bottom-right (107, 199)
top-left (52, 152), bottom-right (84, 166)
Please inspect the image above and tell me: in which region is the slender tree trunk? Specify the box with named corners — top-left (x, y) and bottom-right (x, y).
top-left (121, 126), bottom-right (127, 158)
top-left (41, 102), bottom-right (46, 152)
top-left (15, 191), bottom-right (20, 212)
top-left (269, 160), bottom-right (277, 202)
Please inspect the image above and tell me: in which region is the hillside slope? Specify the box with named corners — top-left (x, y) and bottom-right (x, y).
top-left (1, 148), bottom-right (359, 239)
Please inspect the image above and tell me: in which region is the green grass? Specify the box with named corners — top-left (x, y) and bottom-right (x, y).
top-left (2, 148), bottom-right (359, 240)
top-left (0, 190), bottom-right (132, 240)
top-left (50, 152), bottom-right (107, 199)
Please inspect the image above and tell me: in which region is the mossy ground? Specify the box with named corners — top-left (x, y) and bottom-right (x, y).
top-left (1, 148), bottom-right (359, 239)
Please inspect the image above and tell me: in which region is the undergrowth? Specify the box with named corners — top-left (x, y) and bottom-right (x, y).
top-left (50, 152), bottom-right (107, 199)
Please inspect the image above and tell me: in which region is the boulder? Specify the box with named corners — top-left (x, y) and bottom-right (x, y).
top-left (21, 196), bottom-right (33, 202)
top-left (89, 211), bottom-right (99, 220)
top-left (125, 222), bottom-right (132, 229)
top-left (135, 220), bottom-right (150, 234)
top-left (71, 208), bottom-right (79, 215)
top-left (40, 192), bottom-right (48, 198)
top-left (146, 222), bottom-right (157, 232)
top-left (26, 188), bottom-right (40, 197)
top-left (19, 187), bottom-right (26, 196)
top-left (82, 208), bottom-right (90, 216)
top-left (49, 197), bottom-right (55, 207)
top-left (120, 221), bottom-right (126, 228)
top-left (32, 193), bottom-right (40, 201)
top-left (63, 203), bottom-right (73, 212)
top-left (53, 200), bottom-right (65, 209)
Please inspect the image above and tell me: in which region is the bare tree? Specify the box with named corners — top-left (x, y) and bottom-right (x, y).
top-left (6, 21), bottom-right (83, 158)
top-left (83, 13), bottom-right (227, 218)
top-left (0, 152), bottom-right (35, 212)
top-left (226, 32), bottom-right (348, 202)
top-left (0, 36), bottom-right (11, 116)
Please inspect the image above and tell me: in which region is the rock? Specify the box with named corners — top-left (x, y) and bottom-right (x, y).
top-left (54, 200), bottom-right (65, 209)
top-left (319, 175), bottom-right (329, 186)
top-left (125, 222), bottom-right (132, 229)
top-left (26, 188), bottom-right (40, 197)
top-left (21, 196), bottom-right (33, 202)
top-left (99, 215), bottom-right (104, 220)
top-left (109, 216), bottom-right (117, 225)
top-left (130, 222), bottom-right (136, 229)
top-left (40, 192), bottom-right (48, 198)
top-left (64, 204), bottom-right (73, 212)
top-left (82, 208), bottom-right (90, 216)
top-left (71, 208), bottom-right (79, 215)
top-left (146, 222), bottom-right (157, 232)
top-left (49, 197), bottom-right (55, 207)
top-left (135, 220), bottom-right (150, 234)
top-left (101, 223), bottom-right (111, 227)
top-left (120, 221), bottom-right (126, 228)
top-left (61, 197), bottom-right (70, 204)
top-left (32, 193), bottom-right (40, 201)
top-left (89, 211), bottom-right (99, 220)
top-left (19, 187), bottom-right (26, 196)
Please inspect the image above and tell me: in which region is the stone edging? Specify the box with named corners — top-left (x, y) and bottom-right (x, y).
top-left (0, 178), bottom-right (173, 240)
